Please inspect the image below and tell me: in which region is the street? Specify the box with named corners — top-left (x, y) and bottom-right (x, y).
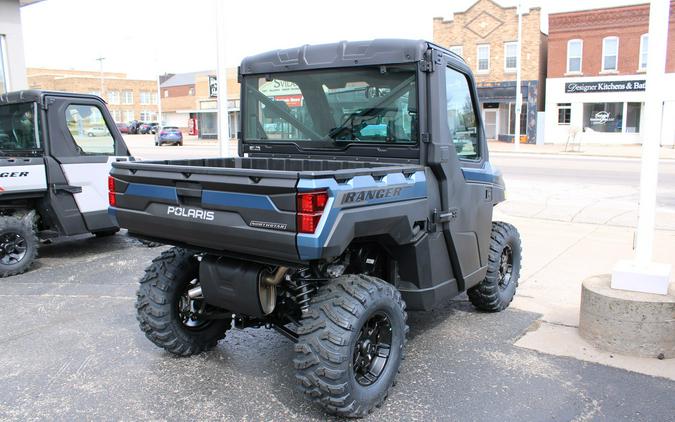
top-left (0, 137), bottom-right (674, 420)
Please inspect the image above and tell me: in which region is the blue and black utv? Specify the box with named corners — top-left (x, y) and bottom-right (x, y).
top-left (109, 39), bottom-right (522, 418)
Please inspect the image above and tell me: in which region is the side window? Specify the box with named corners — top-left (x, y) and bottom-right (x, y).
top-left (64, 104), bottom-right (115, 155)
top-left (445, 67), bottom-right (480, 160)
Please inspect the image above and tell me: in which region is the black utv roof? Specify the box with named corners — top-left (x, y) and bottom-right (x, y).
top-left (239, 39), bottom-right (463, 75)
top-left (0, 89), bottom-right (105, 106)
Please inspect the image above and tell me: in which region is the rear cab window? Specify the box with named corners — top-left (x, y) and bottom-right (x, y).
top-left (0, 102), bottom-right (42, 154)
top-left (64, 104), bottom-right (115, 155)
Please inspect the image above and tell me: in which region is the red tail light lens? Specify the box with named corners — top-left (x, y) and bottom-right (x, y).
top-left (297, 190), bottom-right (329, 234)
top-left (108, 176), bottom-right (116, 206)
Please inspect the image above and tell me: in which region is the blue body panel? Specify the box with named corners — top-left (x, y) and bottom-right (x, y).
top-left (296, 171), bottom-right (427, 261)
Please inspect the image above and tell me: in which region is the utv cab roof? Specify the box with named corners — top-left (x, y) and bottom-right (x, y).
top-left (0, 90), bottom-right (105, 106)
top-left (239, 39), bottom-right (464, 75)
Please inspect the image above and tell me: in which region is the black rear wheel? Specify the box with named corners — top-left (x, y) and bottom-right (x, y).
top-left (0, 212), bottom-right (38, 278)
top-left (468, 221), bottom-right (522, 312)
top-left (294, 274), bottom-right (408, 417)
top-left (136, 247), bottom-right (231, 356)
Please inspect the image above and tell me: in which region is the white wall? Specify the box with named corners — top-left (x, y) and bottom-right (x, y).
top-left (0, 0), bottom-right (27, 92)
top-left (163, 112), bottom-right (188, 128)
top-left (545, 74), bottom-right (675, 146)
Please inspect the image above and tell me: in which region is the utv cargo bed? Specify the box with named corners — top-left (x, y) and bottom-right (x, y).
top-left (110, 157), bottom-right (425, 263)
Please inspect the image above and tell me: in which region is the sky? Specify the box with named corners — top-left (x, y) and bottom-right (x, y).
top-left (19, 0), bottom-right (648, 80)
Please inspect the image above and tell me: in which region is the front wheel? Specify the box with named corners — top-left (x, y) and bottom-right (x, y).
top-left (467, 221), bottom-right (522, 312)
top-left (136, 247), bottom-right (231, 356)
top-left (0, 212), bottom-right (38, 278)
top-left (294, 274), bottom-right (408, 418)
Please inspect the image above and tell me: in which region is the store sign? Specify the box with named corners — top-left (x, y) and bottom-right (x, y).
top-left (209, 76), bottom-right (218, 97)
top-left (589, 111), bottom-right (614, 125)
top-left (260, 80), bottom-right (301, 97)
top-left (274, 94), bottom-right (303, 108)
top-left (565, 80), bottom-right (645, 93)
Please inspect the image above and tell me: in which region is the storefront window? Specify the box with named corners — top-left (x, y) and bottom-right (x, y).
top-left (626, 102), bottom-right (641, 133)
top-left (583, 102), bottom-right (622, 133)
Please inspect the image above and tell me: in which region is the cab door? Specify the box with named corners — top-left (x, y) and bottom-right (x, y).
top-left (45, 96), bottom-right (130, 233)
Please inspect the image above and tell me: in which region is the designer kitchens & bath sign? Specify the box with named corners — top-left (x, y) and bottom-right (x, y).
top-left (565, 80), bottom-right (645, 93)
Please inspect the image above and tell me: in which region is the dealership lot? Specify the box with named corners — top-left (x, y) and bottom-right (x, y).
top-left (1, 139), bottom-right (674, 420)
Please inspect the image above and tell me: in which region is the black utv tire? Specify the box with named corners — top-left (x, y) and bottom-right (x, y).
top-left (0, 212), bottom-right (38, 278)
top-left (94, 228), bottom-right (119, 238)
top-left (136, 247), bottom-right (231, 356)
top-left (468, 221), bottom-right (522, 312)
top-left (294, 274), bottom-right (408, 418)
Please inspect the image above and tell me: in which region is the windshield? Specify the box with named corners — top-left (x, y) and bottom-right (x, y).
top-left (243, 65), bottom-right (417, 146)
top-left (0, 102), bottom-right (41, 153)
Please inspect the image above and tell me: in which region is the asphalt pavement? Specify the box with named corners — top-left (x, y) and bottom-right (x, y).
top-left (0, 234), bottom-right (673, 421)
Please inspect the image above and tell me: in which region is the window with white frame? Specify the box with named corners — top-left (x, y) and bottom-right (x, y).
top-left (504, 42), bottom-right (517, 72)
top-left (0, 35), bottom-right (9, 94)
top-left (567, 39), bottom-right (583, 73)
top-left (124, 110), bottom-right (134, 122)
top-left (107, 90), bottom-right (120, 104)
top-left (557, 103), bottom-right (571, 125)
top-left (139, 91), bottom-right (152, 104)
top-left (639, 34), bottom-right (648, 70)
top-left (122, 90), bottom-right (134, 104)
top-left (449, 45), bottom-right (463, 57)
top-left (139, 111), bottom-right (157, 122)
top-left (110, 109), bottom-right (122, 122)
top-left (151, 92), bottom-right (158, 104)
top-left (602, 37), bottom-right (619, 71)
top-left (477, 44), bottom-right (490, 72)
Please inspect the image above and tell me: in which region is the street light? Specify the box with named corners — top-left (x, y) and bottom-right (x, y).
top-left (611, 0), bottom-right (671, 295)
top-left (513, 1), bottom-right (522, 151)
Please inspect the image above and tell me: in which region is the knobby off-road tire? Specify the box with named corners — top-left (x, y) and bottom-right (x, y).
top-left (136, 247), bottom-right (231, 356)
top-left (294, 274), bottom-right (408, 418)
top-left (468, 221), bottom-right (522, 312)
top-left (0, 212), bottom-right (38, 278)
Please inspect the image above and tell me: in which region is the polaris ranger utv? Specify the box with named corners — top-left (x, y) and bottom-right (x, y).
top-left (110, 39), bottom-right (522, 417)
top-left (0, 90), bottom-right (131, 277)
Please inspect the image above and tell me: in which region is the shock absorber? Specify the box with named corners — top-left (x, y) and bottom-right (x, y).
top-left (289, 268), bottom-right (320, 313)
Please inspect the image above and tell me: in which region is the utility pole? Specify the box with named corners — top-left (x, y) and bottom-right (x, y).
top-left (215, 0), bottom-right (230, 157)
top-left (96, 57), bottom-right (106, 98)
top-left (611, 0), bottom-right (671, 295)
top-left (156, 74), bottom-right (163, 127)
top-left (513, 2), bottom-right (522, 151)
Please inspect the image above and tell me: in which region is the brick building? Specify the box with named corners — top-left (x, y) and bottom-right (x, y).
top-left (545, 2), bottom-right (675, 146)
top-left (159, 67), bottom-right (239, 139)
top-left (27, 67), bottom-right (158, 124)
top-left (433, 0), bottom-right (547, 143)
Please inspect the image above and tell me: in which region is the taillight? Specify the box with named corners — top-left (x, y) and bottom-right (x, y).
top-left (297, 190), bottom-right (328, 234)
top-left (108, 176), bottom-right (116, 206)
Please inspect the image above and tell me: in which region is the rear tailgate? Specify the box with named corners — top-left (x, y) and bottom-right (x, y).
top-left (109, 161), bottom-right (300, 262)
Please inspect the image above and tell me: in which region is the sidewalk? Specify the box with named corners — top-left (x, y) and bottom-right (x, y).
top-left (489, 140), bottom-right (675, 160)
top-left (496, 211), bottom-right (675, 380)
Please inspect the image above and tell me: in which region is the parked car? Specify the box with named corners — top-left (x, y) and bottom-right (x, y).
top-left (86, 126), bottom-right (109, 137)
top-left (138, 123), bottom-right (153, 134)
top-left (155, 126), bottom-right (183, 146)
top-left (149, 122), bottom-right (159, 134)
top-left (116, 122), bottom-right (129, 134)
top-left (127, 120), bottom-right (144, 134)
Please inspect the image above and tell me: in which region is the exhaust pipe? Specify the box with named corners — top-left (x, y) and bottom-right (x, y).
top-left (187, 286), bottom-right (203, 299)
top-left (261, 266), bottom-right (288, 286)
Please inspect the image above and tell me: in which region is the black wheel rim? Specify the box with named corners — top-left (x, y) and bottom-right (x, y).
top-left (352, 312), bottom-right (393, 386)
top-left (0, 232), bottom-right (28, 265)
top-left (177, 278), bottom-right (211, 330)
top-left (498, 244), bottom-right (514, 289)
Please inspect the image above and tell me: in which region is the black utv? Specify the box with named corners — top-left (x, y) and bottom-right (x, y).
top-left (109, 39), bottom-right (522, 417)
